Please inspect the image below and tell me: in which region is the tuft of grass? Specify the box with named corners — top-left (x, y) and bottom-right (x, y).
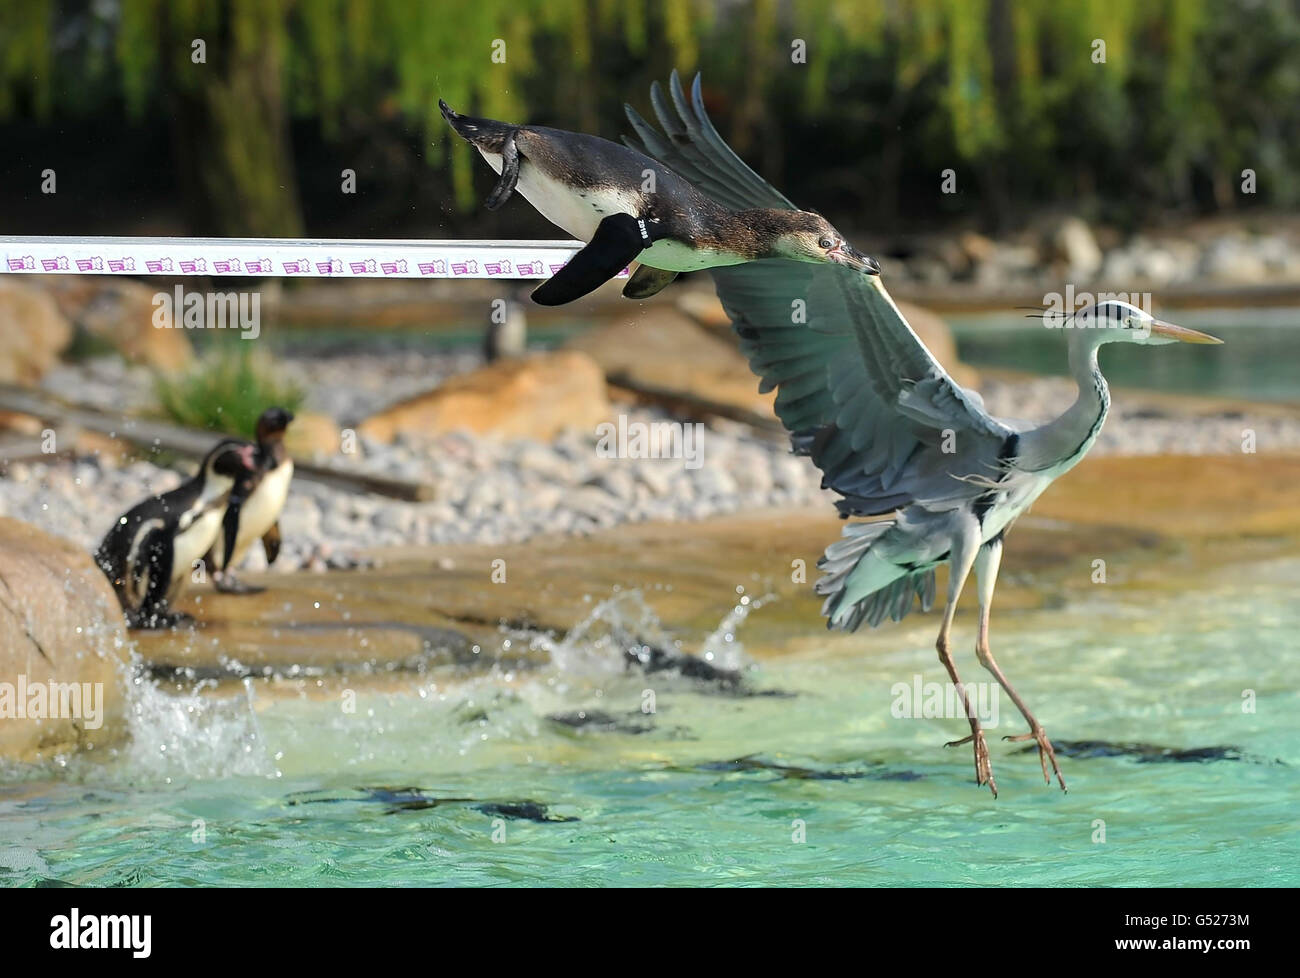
top-left (155, 345), bottom-right (305, 438)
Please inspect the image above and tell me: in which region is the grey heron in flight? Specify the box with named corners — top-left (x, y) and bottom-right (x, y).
top-left (626, 73), bottom-right (1222, 796)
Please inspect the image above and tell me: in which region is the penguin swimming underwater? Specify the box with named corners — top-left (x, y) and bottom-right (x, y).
top-left (439, 92), bottom-right (879, 306)
top-left (205, 406), bottom-right (295, 594)
top-left (95, 439), bottom-right (257, 629)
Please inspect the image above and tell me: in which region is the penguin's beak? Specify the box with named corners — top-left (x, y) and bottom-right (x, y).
top-left (829, 242), bottom-right (881, 275)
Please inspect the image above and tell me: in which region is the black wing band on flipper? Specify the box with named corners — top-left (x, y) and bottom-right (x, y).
top-left (485, 133), bottom-right (519, 211)
top-left (219, 497), bottom-right (244, 573)
top-left (622, 263), bottom-right (679, 299)
top-left (531, 213), bottom-right (656, 306)
top-left (139, 528), bottom-right (174, 619)
top-left (262, 522), bottom-right (282, 565)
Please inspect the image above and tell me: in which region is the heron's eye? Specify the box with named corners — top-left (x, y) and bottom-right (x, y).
top-left (818, 236), bottom-right (834, 249)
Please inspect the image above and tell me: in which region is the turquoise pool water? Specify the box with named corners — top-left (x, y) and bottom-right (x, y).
top-left (2, 556), bottom-right (1297, 887)
top-left (950, 307), bottom-right (1300, 402)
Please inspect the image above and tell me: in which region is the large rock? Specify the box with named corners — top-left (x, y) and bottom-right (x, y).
top-left (37, 276), bottom-right (194, 372)
top-left (0, 518), bottom-right (130, 761)
top-left (1199, 236), bottom-right (1270, 284)
top-left (1050, 217), bottom-right (1103, 281)
top-left (567, 306), bottom-right (777, 419)
top-left (0, 280), bottom-right (74, 385)
top-left (358, 350), bottom-right (611, 443)
top-left (285, 411), bottom-right (343, 461)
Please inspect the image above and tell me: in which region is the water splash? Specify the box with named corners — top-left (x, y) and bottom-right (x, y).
top-left (698, 586), bottom-right (770, 672)
top-left (512, 586), bottom-right (765, 678)
top-left (39, 586), bottom-right (771, 782)
top-left (118, 669), bottom-right (277, 781)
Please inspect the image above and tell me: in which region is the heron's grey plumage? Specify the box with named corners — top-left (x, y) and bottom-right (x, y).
top-left (626, 71), bottom-right (1222, 795)
top-left (626, 73), bottom-right (1049, 630)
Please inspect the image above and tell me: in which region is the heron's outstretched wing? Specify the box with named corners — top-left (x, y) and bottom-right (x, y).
top-left (625, 73), bottom-right (1013, 516)
top-left (624, 72), bottom-right (795, 213)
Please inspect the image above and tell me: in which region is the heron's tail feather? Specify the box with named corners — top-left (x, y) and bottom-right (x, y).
top-left (815, 521), bottom-right (935, 632)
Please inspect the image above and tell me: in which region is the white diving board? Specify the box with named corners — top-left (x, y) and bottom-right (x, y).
top-left (0, 235), bottom-right (625, 280)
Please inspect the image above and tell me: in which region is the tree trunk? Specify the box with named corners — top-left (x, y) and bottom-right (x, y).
top-left (164, 9), bottom-right (303, 238)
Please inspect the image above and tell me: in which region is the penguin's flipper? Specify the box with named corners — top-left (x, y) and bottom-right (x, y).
top-left (484, 133), bottom-right (520, 211)
top-left (622, 263), bottom-right (679, 299)
top-left (136, 528), bottom-right (174, 627)
top-left (262, 522), bottom-right (282, 565)
top-left (219, 496), bottom-right (244, 573)
top-left (531, 213), bottom-right (652, 306)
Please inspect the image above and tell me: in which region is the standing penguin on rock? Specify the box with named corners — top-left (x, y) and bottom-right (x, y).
top-left (440, 79), bottom-right (879, 306)
top-left (95, 439), bottom-right (257, 629)
top-left (205, 406), bottom-right (295, 594)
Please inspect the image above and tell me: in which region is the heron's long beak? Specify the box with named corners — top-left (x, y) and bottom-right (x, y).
top-left (829, 242), bottom-right (881, 275)
top-left (1149, 320), bottom-right (1223, 344)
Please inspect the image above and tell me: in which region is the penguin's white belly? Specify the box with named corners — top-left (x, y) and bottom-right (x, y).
top-left (229, 461), bottom-right (293, 566)
top-left (479, 148), bottom-right (746, 274)
top-left (479, 150), bottom-right (635, 242)
top-left (171, 508), bottom-right (224, 594)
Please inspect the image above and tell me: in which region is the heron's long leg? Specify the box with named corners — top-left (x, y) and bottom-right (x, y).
top-left (936, 533), bottom-right (996, 796)
top-left (973, 539), bottom-right (1067, 792)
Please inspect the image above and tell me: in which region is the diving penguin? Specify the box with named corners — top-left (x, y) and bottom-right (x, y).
top-left (95, 439), bottom-right (257, 629)
top-left (205, 406), bottom-right (295, 594)
top-left (439, 95), bottom-right (879, 306)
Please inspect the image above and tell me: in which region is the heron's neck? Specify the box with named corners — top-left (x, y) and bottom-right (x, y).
top-left (1022, 332), bottom-right (1110, 472)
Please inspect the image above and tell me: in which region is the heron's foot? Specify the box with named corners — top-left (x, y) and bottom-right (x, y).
top-left (945, 730), bottom-right (997, 798)
top-left (1004, 726), bottom-right (1067, 792)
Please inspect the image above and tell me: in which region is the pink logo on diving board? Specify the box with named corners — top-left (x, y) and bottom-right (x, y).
top-left (40, 256), bottom-right (70, 271)
top-left (107, 257), bottom-right (135, 272)
top-left (485, 259), bottom-right (512, 276)
top-left (213, 258), bottom-right (241, 274)
top-left (7, 255), bottom-right (35, 271)
top-left (516, 260), bottom-right (543, 276)
top-left (145, 257), bottom-right (174, 273)
top-left (548, 262), bottom-right (567, 274)
top-left (349, 258), bottom-right (377, 275)
top-left (283, 258), bottom-right (310, 274)
top-left (244, 258), bottom-right (272, 273)
top-left (451, 260), bottom-right (478, 275)
top-left (380, 259), bottom-right (408, 275)
top-left (75, 257), bottom-right (104, 272)
top-left (179, 258), bottom-right (206, 273)
top-left (418, 259), bottom-right (447, 275)
top-left (316, 258), bottom-right (342, 275)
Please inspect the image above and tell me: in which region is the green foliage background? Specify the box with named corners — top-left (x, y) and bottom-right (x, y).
top-left (1, 0), bottom-right (1296, 234)
top-left (155, 344), bottom-right (304, 437)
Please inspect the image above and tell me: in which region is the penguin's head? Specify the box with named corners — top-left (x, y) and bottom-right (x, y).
top-left (773, 212), bottom-right (881, 275)
top-left (256, 406), bottom-right (295, 441)
top-left (204, 440), bottom-right (257, 488)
